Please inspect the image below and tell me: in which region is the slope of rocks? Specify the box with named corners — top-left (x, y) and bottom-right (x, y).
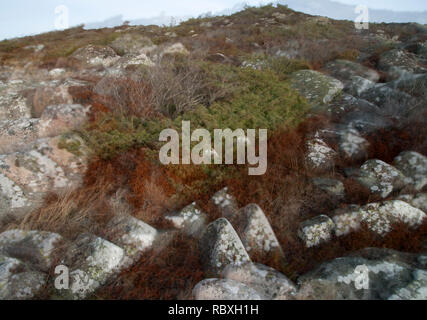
top-left (0, 7), bottom-right (426, 300)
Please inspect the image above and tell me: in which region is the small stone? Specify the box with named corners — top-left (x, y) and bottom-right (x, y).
top-left (339, 128), bottom-right (369, 160)
top-left (306, 138), bottom-right (337, 171)
top-left (332, 205), bottom-right (362, 237)
top-left (312, 177), bottom-right (346, 199)
top-left (165, 202), bottom-right (207, 237)
top-left (298, 215), bottom-right (335, 248)
top-left (107, 214), bottom-right (158, 262)
top-left (356, 159), bottom-right (406, 198)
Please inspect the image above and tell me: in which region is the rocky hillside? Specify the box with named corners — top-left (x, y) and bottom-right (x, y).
top-left (0, 5), bottom-right (426, 300)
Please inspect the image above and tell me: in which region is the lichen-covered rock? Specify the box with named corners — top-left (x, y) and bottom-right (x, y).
top-left (360, 84), bottom-right (417, 111)
top-left (356, 159), bottom-right (406, 198)
top-left (397, 193), bottom-right (427, 213)
top-left (110, 34), bottom-right (154, 55)
top-left (0, 172), bottom-right (29, 219)
top-left (222, 263), bottom-right (296, 300)
top-left (332, 205), bottom-right (362, 237)
top-left (230, 204), bottom-right (282, 256)
top-left (161, 43), bottom-right (189, 56)
top-left (336, 97), bottom-right (393, 134)
top-left (378, 49), bottom-right (427, 79)
top-left (346, 76), bottom-right (376, 97)
top-left (193, 278), bottom-right (264, 300)
top-left (107, 214), bottom-right (158, 261)
top-left (0, 104), bottom-right (89, 154)
top-left (108, 53), bottom-right (154, 74)
top-left (72, 45), bottom-right (120, 68)
top-left (0, 270), bottom-right (47, 300)
top-left (59, 234), bottom-right (124, 299)
top-left (305, 138), bottom-right (337, 171)
top-left (298, 215), bottom-right (335, 248)
top-left (290, 70), bottom-right (344, 106)
top-left (323, 60), bottom-right (380, 83)
top-left (0, 135), bottom-right (87, 219)
top-left (38, 104), bottom-right (90, 137)
top-left (0, 80), bottom-right (33, 121)
top-left (0, 118), bottom-right (40, 154)
top-left (312, 177), bottom-right (345, 199)
top-left (165, 202), bottom-right (207, 237)
top-left (32, 85), bottom-right (74, 117)
top-left (358, 200), bottom-right (426, 236)
top-left (297, 248), bottom-right (426, 300)
top-left (199, 218), bottom-right (250, 277)
top-left (394, 151), bottom-right (427, 191)
top-left (0, 229), bottom-right (63, 272)
top-left (338, 128), bottom-right (369, 160)
top-left (0, 255), bottom-right (27, 299)
top-left (1, 148), bottom-right (69, 194)
top-left (48, 68), bottom-right (66, 78)
top-left (211, 187), bottom-right (238, 218)
top-left (386, 73), bottom-right (427, 98)
top-left (388, 269), bottom-right (427, 300)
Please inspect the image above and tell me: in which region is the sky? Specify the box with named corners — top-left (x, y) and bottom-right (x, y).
top-left (0, 0), bottom-right (426, 40)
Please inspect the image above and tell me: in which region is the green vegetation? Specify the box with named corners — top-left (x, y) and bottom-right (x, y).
top-left (84, 64), bottom-right (309, 160)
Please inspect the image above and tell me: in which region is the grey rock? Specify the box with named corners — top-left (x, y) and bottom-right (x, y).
top-left (107, 214), bottom-right (158, 262)
top-left (297, 248), bottom-right (426, 300)
top-left (193, 278), bottom-right (264, 300)
top-left (58, 233), bottom-right (124, 299)
top-left (358, 200), bottom-right (426, 236)
top-left (397, 193), bottom-right (427, 213)
top-left (386, 73), bottom-right (427, 98)
top-left (0, 229), bottom-right (63, 272)
top-left (312, 177), bottom-right (345, 199)
top-left (222, 263), bottom-right (296, 300)
top-left (378, 49), bottom-right (427, 79)
top-left (165, 202), bottom-right (207, 237)
top-left (0, 271), bottom-right (46, 300)
top-left (338, 128), bottom-right (369, 160)
top-left (230, 204), bottom-right (282, 256)
top-left (360, 84), bottom-right (418, 116)
top-left (72, 45), bottom-right (119, 68)
top-left (346, 76), bottom-right (376, 97)
top-left (332, 205), bottom-right (362, 237)
top-left (323, 60), bottom-right (380, 83)
top-left (356, 159), bottom-right (406, 198)
top-left (199, 218), bottom-right (250, 277)
top-left (110, 34), bottom-right (154, 55)
top-left (394, 151), bottom-right (427, 191)
top-left (305, 138), bottom-right (336, 171)
top-left (298, 215), bottom-right (335, 248)
top-left (290, 70), bottom-right (344, 106)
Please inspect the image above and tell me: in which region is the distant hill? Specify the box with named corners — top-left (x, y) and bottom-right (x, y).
top-left (83, 0), bottom-right (426, 31)
top-left (278, 0), bottom-right (427, 24)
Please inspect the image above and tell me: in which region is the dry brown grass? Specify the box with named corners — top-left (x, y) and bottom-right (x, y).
top-left (95, 233), bottom-right (204, 300)
top-left (16, 179), bottom-right (115, 240)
